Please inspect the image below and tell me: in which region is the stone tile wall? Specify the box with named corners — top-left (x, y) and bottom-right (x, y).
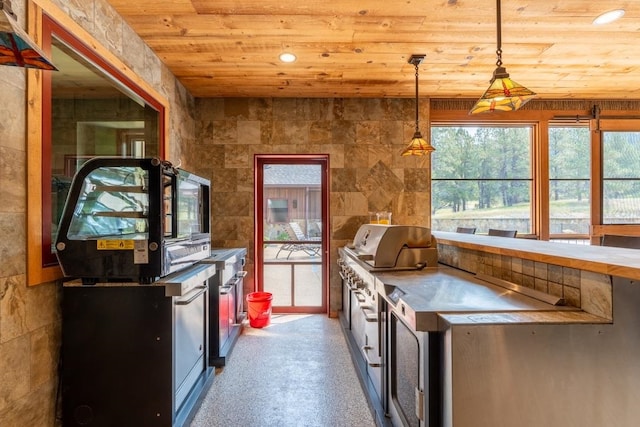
top-left (438, 243), bottom-right (613, 320)
top-left (191, 98), bottom-right (432, 315)
top-left (0, 49), bottom-right (62, 427)
top-left (0, 0), bottom-right (194, 425)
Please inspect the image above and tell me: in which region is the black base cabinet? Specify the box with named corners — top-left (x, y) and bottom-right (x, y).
top-left (62, 284), bottom-right (213, 427)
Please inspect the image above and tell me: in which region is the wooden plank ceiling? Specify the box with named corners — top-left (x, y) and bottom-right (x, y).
top-left (104, 0), bottom-right (640, 99)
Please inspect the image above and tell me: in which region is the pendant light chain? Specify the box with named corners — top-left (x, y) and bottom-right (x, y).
top-left (414, 61), bottom-right (420, 134)
top-left (495, 0), bottom-right (502, 68)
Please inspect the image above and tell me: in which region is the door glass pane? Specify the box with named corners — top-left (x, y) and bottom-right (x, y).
top-left (263, 264), bottom-right (291, 306)
top-left (293, 264), bottom-right (322, 307)
top-left (262, 163), bottom-right (323, 309)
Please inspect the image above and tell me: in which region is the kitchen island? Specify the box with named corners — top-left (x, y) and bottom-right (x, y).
top-left (341, 230), bottom-right (640, 427)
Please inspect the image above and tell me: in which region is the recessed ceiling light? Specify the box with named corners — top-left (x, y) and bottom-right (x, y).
top-left (279, 53), bottom-right (297, 63)
top-left (593, 9), bottom-right (625, 25)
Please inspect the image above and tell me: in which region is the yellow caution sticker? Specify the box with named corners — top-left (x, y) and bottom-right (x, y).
top-left (97, 240), bottom-right (135, 250)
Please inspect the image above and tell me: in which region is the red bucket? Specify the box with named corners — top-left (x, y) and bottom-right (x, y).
top-left (246, 292), bottom-right (273, 328)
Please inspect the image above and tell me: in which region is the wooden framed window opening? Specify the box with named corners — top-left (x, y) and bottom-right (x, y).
top-left (26, 0), bottom-right (169, 285)
top-left (430, 106), bottom-right (640, 243)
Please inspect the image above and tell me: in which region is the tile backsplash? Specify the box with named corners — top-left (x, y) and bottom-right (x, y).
top-left (437, 243), bottom-right (613, 320)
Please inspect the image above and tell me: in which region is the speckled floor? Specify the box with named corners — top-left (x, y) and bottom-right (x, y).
top-left (189, 314), bottom-right (377, 427)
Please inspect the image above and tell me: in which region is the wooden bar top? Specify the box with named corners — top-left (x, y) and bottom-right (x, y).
top-left (433, 231), bottom-right (640, 281)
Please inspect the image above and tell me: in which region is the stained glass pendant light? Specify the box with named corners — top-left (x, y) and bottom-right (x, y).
top-left (0, 0), bottom-right (57, 70)
top-left (401, 54), bottom-right (435, 156)
top-left (469, 0), bottom-right (534, 114)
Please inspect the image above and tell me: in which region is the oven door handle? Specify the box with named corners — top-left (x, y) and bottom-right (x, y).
top-left (175, 286), bottom-right (207, 305)
top-left (353, 290), bottom-right (366, 303)
top-left (361, 345), bottom-right (382, 367)
top-left (220, 285), bottom-right (233, 295)
top-left (228, 271), bottom-right (247, 286)
top-left (360, 306), bottom-right (378, 322)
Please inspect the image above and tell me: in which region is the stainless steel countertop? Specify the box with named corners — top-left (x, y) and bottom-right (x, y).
top-left (155, 262), bottom-right (217, 297)
top-left (63, 262), bottom-right (217, 297)
top-left (375, 266), bottom-right (586, 331)
top-left (203, 247), bottom-right (247, 263)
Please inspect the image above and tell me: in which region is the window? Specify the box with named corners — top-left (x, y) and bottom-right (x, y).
top-left (27, 4), bottom-right (167, 285)
top-left (549, 125), bottom-right (591, 237)
top-left (267, 199), bottom-right (289, 223)
top-left (47, 38), bottom-right (161, 263)
top-left (431, 125), bottom-right (533, 235)
top-left (602, 131), bottom-right (640, 224)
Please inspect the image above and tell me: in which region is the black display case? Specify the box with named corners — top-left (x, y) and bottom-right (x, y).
top-left (55, 157), bottom-right (211, 284)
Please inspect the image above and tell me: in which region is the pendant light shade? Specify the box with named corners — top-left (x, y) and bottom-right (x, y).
top-left (469, 0), bottom-right (534, 114)
top-left (402, 54), bottom-right (435, 156)
top-left (0, 0), bottom-right (57, 70)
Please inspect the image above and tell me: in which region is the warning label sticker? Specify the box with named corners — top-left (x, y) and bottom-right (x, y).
top-left (97, 240), bottom-right (135, 250)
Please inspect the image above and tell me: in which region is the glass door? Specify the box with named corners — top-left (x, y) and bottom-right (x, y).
top-left (255, 155), bottom-right (328, 313)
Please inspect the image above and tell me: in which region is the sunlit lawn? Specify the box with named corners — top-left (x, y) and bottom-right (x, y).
top-left (433, 199), bottom-right (591, 219)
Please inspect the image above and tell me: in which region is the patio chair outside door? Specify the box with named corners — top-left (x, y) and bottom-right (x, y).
top-left (255, 155), bottom-right (329, 314)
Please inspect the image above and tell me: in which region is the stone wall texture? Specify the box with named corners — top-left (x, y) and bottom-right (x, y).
top-left (192, 98), bottom-right (432, 315)
top-left (0, 0), bottom-right (193, 425)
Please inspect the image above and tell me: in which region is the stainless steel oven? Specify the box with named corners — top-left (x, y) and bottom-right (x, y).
top-left (201, 248), bottom-right (247, 367)
top-left (386, 298), bottom-right (441, 427)
top-left (174, 284), bottom-right (208, 412)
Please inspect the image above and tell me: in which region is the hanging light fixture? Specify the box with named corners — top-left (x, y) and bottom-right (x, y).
top-left (401, 54), bottom-right (435, 156)
top-left (0, 0), bottom-right (57, 70)
top-left (469, 0), bottom-right (534, 114)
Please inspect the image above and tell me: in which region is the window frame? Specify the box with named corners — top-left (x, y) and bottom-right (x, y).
top-left (430, 108), bottom-right (640, 243)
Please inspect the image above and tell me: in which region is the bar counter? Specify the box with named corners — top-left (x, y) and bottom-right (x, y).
top-left (433, 231), bottom-right (640, 281)
top-left (431, 231), bottom-right (640, 321)
top-left (427, 232), bottom-right (640, 426)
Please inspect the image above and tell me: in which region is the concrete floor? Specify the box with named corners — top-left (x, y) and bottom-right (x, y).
top-left (189, 314), bottom-right (377, 427)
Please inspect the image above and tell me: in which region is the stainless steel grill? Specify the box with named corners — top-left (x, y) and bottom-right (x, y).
top-left (337, 224), bottom-right (438, 424)
top-left (342, 224), bottom-right (438, 271)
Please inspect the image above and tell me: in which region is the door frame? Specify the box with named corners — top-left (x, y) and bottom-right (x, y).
top-left (254, 154), bottom-right (330, 314)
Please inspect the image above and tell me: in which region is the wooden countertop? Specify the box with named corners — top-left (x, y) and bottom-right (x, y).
top-left (433, 231), bottom-right (640, 281)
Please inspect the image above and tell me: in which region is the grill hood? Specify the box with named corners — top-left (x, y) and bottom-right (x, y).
top-left (345, 224), bottom-right (438, 270)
